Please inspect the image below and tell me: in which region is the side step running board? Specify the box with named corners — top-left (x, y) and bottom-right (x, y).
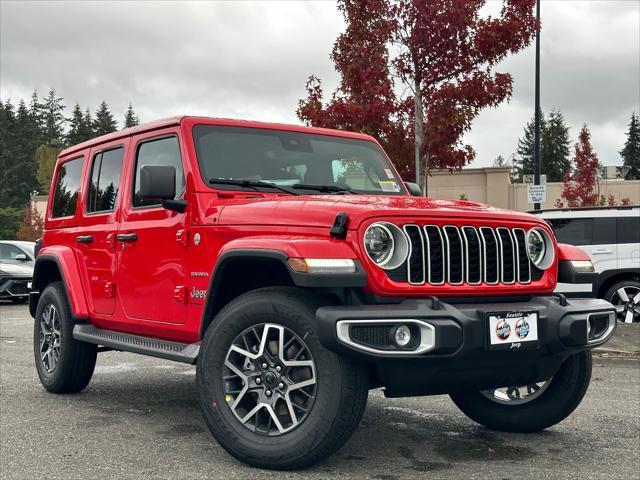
top-left (73, 324), bottom-right (200, 364)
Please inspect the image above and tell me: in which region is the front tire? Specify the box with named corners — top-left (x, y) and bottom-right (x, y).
top-left (33, 282), bottom-right (97, 393)
top-left (449, 351), bottom-right (592, 432)
top-left (197, 287), bottom-right (368, 470)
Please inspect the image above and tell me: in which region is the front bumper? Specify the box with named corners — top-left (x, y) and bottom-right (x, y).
top-left (0, 276), bottom-right (31, 299)
top-left (316, 296), bottom-right (616, 397)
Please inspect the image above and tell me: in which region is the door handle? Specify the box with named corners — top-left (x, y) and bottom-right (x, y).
top-left (592, 249), bottom-right (612, 254)
top-left (76, 235), bottom-right (93, 244)
top-left (116, 233), bottom-right (138, 242)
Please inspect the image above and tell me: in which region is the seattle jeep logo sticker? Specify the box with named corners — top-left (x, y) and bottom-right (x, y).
top-left (495, 320), bottom-right (511, 340)
top-left (515, 318), bottom-right (530, 339)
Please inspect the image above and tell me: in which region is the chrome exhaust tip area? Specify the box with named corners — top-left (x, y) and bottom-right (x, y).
top-left (336, 319), bottom-right (435, 355)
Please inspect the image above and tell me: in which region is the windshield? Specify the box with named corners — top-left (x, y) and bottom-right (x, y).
top-left (192, 125), bottom-right (405, 195)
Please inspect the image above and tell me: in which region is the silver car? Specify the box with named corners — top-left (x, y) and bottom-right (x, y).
top-left (0, 240), bottom-right (35, 303)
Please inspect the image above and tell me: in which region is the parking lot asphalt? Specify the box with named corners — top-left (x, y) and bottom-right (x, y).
top-left (1, 302), bottom-right (639, 480)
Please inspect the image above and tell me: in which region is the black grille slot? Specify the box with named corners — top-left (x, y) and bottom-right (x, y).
top-left (404, 225), bottom-right (425, 284)
top-left (531, 266), bottom-right (544, 280)
top-left (497, 228), bottom-right (516, 283)
top-left (443, 226), bottom-right (463, 284)
top-left (424, 226), bottom-right (445, 284)
top-left (481, 228), bottom-right (499, 284)
top-left (463, 227), bottom-right (482, 284)
top-left (513, 229), bottom-right (531, 283)
top-left (350, 325), bottom-right (393, 349)
top-left (387, 263), bottom-right (408, 282)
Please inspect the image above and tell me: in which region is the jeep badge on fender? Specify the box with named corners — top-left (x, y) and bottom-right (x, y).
top-left (29, 116), bottom-right (616, 470)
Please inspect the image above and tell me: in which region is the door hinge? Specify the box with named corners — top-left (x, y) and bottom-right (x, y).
top-left (173, 285), bottom-right (188, 304)
top-left (176, 229), bottom-right (190, 247)
top-left (104, 282), bottom-right (115, 298)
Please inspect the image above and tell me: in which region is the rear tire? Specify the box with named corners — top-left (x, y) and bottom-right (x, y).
top-left (197, 287), bottom-right (368, 470)
top-left (33, 282), bottom-right (97, 393)
top-left (450, 351), bottom-right (592, 432)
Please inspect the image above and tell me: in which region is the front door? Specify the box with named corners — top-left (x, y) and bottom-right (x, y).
top-left (116, 131), bottom-right (189, 324)
top-left (77, 144), bottom-right (126, 315)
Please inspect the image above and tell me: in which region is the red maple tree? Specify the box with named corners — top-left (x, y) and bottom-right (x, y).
top-left (556, 125), bottom-right (599, 208)
top-left (16, 204), bottom-right (44, 242)
top-left (298, 0), bottom-right (538, 190)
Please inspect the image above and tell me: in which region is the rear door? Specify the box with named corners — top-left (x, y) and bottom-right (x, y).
top-left (115, 130), bottom-right (189, 324)
top-left (76, 141), bottom-right (126, 315)
top-left (617, 214), bottom-right (640, 270)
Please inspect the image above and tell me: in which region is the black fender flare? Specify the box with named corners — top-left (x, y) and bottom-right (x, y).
top-left (198, 249), bottom-right (367, 338)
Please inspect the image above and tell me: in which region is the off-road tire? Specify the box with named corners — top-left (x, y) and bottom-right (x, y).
top-left (449, 351), bottom-right (592, 432)
top-left (197, 287), bottom-right (369, 470)
top-left (34, 282), bottom-right (97, 393)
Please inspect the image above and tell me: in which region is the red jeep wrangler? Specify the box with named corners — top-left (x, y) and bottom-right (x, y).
top-left (30, 116), bottom-right (616, 469)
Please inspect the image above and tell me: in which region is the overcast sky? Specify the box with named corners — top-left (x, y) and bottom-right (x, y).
top-left (1, 1), bottom-right (638, 168)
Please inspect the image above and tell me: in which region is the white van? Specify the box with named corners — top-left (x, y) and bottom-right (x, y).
top-left (533, 206), bottom-right (639, 323)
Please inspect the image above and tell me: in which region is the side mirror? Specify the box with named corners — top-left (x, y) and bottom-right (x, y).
top-left (140, 165), bottom-right (186, 213)
top-left (404, 182), bottom-right (422, 197)
top-left (15, 253), bottom-right (28, 261)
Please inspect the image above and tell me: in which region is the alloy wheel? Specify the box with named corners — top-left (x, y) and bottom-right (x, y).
top-left (39, 304), bottom-right (62, 373)
top-left (223, 323), bottom-right (317, 436)
top-left (480, 380), bottom-right (551, 405)
top-left (610, 286), bottom-right (640, 323)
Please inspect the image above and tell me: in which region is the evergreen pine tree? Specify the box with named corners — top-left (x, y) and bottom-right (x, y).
top-left (93, 101), bottom-right (118, 136)
top-left (81, 108), bottom-right (96, 141)
top-left (123, 103), bottom-right (140, 128)
top-left (542, 109), bottom-right (571, 182)
top-left (620, 113), bottom-right (640, 180)
top-left (66, 103), bottom-right (85, 146)
top-left (514, 114), bottom-right (546, 182)
top-left (29, 90), bottom-right (44, 142)
top-left (41, 88), bottom-right (65, 142)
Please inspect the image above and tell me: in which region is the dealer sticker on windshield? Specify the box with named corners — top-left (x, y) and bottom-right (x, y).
top-left (487, 311), bottom-right (539, 350)
top-left (378, 180), bottom-right (400, 192)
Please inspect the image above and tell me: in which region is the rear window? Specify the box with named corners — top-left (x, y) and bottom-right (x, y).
top-left (87, 147), bottom-right (124, 213)
top-left (51, 157), bottom-right (84, 218)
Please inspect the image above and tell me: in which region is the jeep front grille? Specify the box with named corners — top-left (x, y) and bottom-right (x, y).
top-left (388, 225), bottom-right (543, 286)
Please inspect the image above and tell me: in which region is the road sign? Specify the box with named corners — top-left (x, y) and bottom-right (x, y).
top-left (527, 184), bottom-right (547, 204)
top-left (523, 174), bottom-right (547, 184)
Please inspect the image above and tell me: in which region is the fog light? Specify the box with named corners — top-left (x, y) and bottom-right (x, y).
top-left (394, 325), bottom-right (411, 347)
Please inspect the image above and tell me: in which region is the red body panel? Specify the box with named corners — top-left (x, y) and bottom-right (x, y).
top-left (38, 116), bottom-right (559, 344)
top-left (557, 243), bottom-right (591, 261)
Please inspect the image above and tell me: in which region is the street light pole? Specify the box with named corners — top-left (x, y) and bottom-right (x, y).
top-left (533, 0), bottom-right (541, 210)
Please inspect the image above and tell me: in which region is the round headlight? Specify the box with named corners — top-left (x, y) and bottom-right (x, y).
top-left (526, 227), bottom-right (554, 270)
top-left (364, 224), bottom-right (394, 266)
top-left (363, 222), bottom-right (409, 270)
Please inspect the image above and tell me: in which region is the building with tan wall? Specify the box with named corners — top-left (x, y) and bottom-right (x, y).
top-left (428, 167), bottom-right (640, 211)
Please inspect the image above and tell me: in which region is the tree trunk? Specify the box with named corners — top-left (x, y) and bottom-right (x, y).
top-left (413, 84), bottom-right (426, 196)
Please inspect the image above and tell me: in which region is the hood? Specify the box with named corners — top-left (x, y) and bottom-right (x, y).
top-left (0, 262), bottom-right (33, 277)
top-left (216, 194), bottom-right (545, 229)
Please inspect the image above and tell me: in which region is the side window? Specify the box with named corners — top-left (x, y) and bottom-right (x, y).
top-left (0, 244), bottom-right (24, 261)
top-left (87, 147), bottom-right (124, 213)
top-left (592, 217), bottom-right (616, 245)
top-left (133, 136), bottom-right (185, 208)
top-left (547, 218), bottom-right (593, 246)
top-left (51, 157), bottom-right (84, 218)
top-left (617, 216), bottom-right (640, 244)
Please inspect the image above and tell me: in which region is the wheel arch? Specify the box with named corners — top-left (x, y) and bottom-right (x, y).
top-left (596, 269), bottom-right (640, 300)
top-left (198, 249), bottom-right (367, 339)
top-left (30, 248), bottom-right (89, 320)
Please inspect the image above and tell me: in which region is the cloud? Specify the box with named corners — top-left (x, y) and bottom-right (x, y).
top-left (1, 1), bottom-right (637, 168)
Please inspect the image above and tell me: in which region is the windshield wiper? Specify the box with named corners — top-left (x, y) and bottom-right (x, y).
top-left (291, 183), bottom-right (358, 194)
top-left (208, 179), bottom-right (299, 195)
